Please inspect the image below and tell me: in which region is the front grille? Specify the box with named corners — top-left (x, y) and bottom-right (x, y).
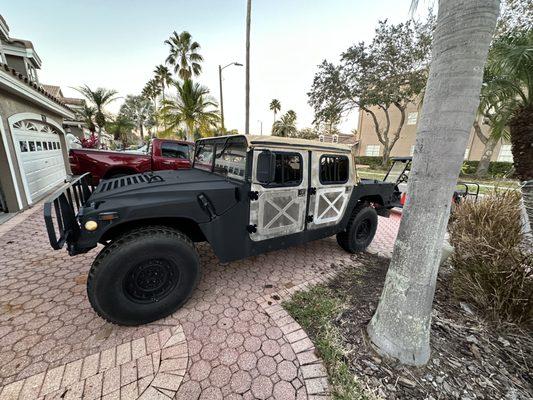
top-left (96, 173), bottom-right (164, 193)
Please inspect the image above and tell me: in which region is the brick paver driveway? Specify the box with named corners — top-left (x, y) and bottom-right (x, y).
top-left (0, 205), bottom-right (399, 399)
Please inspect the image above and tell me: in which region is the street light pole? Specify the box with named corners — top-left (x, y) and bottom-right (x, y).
top-left (258, 120), bottom-right (263, 135)
top-left (218, 65), bottom-right (224, 131)
top-left (245, 0), bottom-right (251, 135)
top-left (218, 62), bottom-right (243, 133)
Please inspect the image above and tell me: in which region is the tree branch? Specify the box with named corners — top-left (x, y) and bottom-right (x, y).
top-left (473, 119), bottom-right (488, 145)
top-left (363, 107), bottom-right (386, 145)
top-left (389, 102), bottom-right (406, 150)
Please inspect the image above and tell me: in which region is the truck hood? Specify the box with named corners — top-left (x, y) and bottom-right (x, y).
top-left (88, 168), bottom-right (236, 202)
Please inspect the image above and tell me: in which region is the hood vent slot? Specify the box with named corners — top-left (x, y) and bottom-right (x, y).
top-left (96, 173), bottom-right (164, 193)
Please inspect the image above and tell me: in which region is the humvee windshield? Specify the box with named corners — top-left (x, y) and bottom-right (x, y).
top-left (193, 136), bottom-right (248, 180)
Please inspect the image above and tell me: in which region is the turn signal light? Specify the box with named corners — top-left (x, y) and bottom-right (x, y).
top-left (84, 220), bottom-right (98, 231)
top-left (98, 212), bottom-right (119, 221)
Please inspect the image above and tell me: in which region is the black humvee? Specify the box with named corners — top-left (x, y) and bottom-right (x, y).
top-left (44, 135), bottom-right (400, 325)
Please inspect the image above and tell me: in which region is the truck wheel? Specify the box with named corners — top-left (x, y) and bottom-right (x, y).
top-left (336, 203), bottom-right (378, 253)
top-left (87, 226), bottom-right (200, 326)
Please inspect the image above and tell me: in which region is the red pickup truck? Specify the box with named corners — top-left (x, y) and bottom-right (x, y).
top-left (69, 138), bottom-right (193, 184)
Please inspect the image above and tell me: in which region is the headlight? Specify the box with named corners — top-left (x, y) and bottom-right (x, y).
top-left (84, 220), bottom-right (98, 231)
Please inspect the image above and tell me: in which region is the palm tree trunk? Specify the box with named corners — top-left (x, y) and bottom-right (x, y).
top-left (186, 121), bottom-right (194, 142)
top-left (475, 135), bottom-right (498, 178)
top-left (510, 106), bottom-right (533, 233)
top-left (367, 0), bottom-right (499, 366)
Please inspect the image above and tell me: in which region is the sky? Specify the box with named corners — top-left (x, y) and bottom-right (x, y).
top-left (2, 0), bottom-right (426, 135)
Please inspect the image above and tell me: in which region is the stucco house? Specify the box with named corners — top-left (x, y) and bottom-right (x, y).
top-left (0, 15), bottom-right (75, 216)
top-left (356, 101), bottom-right (513, 162)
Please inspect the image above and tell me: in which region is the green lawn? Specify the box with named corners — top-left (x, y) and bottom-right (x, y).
top-left (356, 168), bottom-right (520, 195)
top-left (283, 287), bottom-right (373, 400)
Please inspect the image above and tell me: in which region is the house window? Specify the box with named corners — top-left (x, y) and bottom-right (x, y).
top-left (272, 153), bottom-right (302, 187)
top-left (319, 155), bottom-right (349, 184)
top-left (365, 145), bottom-right (380, 156)
top-left (319, 135), bottom-right (324, 142)
top-left (498, 144), bottom-right (513, 162)
top-left (407, 112), bottom-right (418, 125)
top-left (332, 134), bottom-right (339, 143)
top-left (464, 148), bottom-right (470, 160)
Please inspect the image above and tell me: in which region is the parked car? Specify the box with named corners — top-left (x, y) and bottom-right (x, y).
top-left (69, 138), bottom-right (193, 184)
top-left (44, 135), bottom-right (401, 325)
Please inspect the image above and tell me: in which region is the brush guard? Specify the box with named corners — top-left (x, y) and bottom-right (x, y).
top-left (43, 173), bottom-right (94, 250)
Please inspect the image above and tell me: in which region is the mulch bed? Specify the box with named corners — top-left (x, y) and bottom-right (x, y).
top-left (328, 253), bottom-right (533, 400)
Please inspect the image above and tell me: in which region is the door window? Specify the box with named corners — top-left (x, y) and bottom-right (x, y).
top-left (319, 155), bottom-right (348, 184)
top-left (272, 153), bottom-right (302, 186)
top-left (161, 142), bottom-right (190, 159)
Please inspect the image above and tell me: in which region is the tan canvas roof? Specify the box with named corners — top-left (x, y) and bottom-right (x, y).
top-left (201, 134), bottom-right (354, 153)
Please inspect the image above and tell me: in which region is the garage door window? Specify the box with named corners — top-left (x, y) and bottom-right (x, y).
top-left (19, 141), bottom-right (28, 152)
top-left (29, 141), bottom-right (36, 151)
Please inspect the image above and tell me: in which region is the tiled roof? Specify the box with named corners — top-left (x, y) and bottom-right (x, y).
top-left (8, 37), bottom-right (35, 50)
top-left (319, 133), bottom-right (358, 145)
top-left (0, 63), bottom-right (73, 112)
top-left (62, 97), bottom-right (85, 106)
top-left (41, 84), bottom-right (62, 98)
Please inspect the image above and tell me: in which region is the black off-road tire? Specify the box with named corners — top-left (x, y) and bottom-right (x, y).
top-left (87, 226), bottom-right (200, 326)
top-left (336, 203), bottom-right (378, 253)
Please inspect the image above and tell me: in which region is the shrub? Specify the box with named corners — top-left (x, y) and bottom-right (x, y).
top-left (459, 161), bottom-right (514, 178)
top-left (449, 191), bottom-right (533, 326)
top-left (356, 156), bottom-right (390, 169)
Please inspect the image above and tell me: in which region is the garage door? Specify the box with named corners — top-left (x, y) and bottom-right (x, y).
top-left (12, 120), bottom-right (67, 203)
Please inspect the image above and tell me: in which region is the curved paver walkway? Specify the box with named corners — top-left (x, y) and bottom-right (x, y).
top-left (0, 204), bottom-right (399, 399)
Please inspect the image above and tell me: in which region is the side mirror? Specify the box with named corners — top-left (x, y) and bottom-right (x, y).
top-left (257, 150), bottom-right (276, 184)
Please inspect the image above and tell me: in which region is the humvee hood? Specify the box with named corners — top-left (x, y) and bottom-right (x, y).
top-left (88, 169), bottom-right (234, 202)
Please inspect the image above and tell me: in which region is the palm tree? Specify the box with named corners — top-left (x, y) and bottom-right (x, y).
top-left (269, 99), bottom-right (281, 126)
top-left (159, 79), bottom-right (220, 141)
top-left (76, 104), bottom-right (97, 135)
top-left (484, 30), bottom-right (533, 227)
top-left (473, 72), bottom-right (511, 177)
top-left (164, 31), bottom-right (203, 81)
top-left (75, 85), bottom-right (118, 144)
top-left (367, 0), bottom-right (500, 366)
top-left (119, 95), bottom-right (155, 140)
top-left (106, 115), bottom-right (135, 148)
top-left (272, 110), bottom-right (297, 137)
top-left (154, 65), bottom-right (172, 101)
top-left (142, 79), bottom-right (162, 109)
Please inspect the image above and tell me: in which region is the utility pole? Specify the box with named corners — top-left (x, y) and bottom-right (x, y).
top-left (245, 0), bottom-right (251, 135)
top-left (258, 120), bottom-right (263, 135)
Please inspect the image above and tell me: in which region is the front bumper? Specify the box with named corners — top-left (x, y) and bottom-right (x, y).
top-left (43, 173), bottom-right (95, 255)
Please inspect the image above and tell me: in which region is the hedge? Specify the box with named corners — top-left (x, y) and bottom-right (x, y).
top-left (356, 156), bottom-right (389, 169)
top-left (460, 161), bottom-right (514, 178)
top-left (356, 156), bottom-right (513, 178)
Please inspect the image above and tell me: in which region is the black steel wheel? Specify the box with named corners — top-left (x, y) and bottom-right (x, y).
top-left (87, 226), bottom-right (200, 326)
top-left (123, 259), bottom-right (178, 304)
top-left (336, 203), bottom-right (378, 253)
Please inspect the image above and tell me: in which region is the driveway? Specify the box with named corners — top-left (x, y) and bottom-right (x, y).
top-left (0, 205), bottom-right (399, 399)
